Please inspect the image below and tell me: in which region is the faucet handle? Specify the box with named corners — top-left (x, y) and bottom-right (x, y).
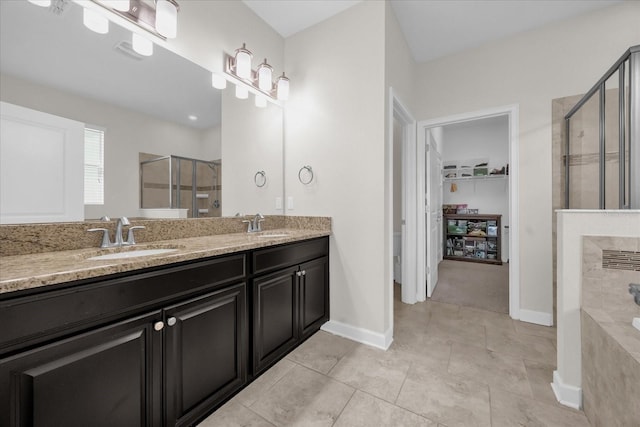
top-left (241, 219), bottom-right (252, 232)
top-left (126, 226), bottom-right (145, 245)
top-left (88, 228), bottom-right (112, 248)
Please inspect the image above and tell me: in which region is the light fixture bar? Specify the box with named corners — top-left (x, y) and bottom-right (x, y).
top-left (86, 0), bottom-right (173, 41)
top-left (223, 51), bottom-right (287, 105)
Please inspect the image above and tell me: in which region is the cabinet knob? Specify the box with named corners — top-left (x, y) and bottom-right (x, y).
top-left (296, 271), bottom-right (302, 277)
top-left (167, 317), bottom-right (177, 326)
top-left (301, 270), bottom-right (306, 276)
top-left (154, 321), bottom-right (165, 331)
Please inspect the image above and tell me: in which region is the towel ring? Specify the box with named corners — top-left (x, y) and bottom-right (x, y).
top-left (298, 165), bottom-right (314, 185)
top-left (254, 171), bottom-right (266, 187)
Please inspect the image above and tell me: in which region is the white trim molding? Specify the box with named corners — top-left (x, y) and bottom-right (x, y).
top-left (552, 370), bottom-right (582, 410)
top-left (321, 320), bottom-right (393, 350)
top-left (519, 309), bottom-right (554, 326)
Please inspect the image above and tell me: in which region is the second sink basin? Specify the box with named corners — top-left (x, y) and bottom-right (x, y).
top-left (87, 248), bottom-right (178, 261)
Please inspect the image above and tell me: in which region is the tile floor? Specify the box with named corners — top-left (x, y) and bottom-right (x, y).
top-left (198, 286), bottom-right (590, 426)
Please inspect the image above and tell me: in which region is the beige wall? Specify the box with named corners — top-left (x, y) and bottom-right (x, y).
top-left (221, 91), bottom-right (284, 217)
top-left (0, 73), bottom-right (219, 219)
top-left (284, 1), bottom-right (389, 341)
top-left (413, 1), bottom-right (640, 318)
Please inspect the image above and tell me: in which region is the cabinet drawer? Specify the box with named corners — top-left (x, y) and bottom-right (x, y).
top-left (252, 237), bottom-right (328, 275)
top-left (0, 254), bottom-right (246, 355)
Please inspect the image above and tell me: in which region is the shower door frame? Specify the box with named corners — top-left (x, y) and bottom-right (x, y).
top-left (563, 45), bottom-right (639, 209)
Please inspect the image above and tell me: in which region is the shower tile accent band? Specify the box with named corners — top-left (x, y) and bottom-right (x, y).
top-left (602, 249), bottom-right (640, 271)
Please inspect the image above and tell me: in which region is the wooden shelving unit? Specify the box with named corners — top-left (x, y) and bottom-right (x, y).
top-left (444, 214), bottom-right (502, 265)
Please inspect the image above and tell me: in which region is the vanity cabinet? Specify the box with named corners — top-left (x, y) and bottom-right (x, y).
top-left (0, 237), bottom-right (329, 426)
top-left (164, 283), bottom-right (246, 427)
top-left (1, 255), bottom-right (247, 427)
top-left (252, 239), bottom-right (329, 374)
top-left (0, 311), bottom-right (163, 427)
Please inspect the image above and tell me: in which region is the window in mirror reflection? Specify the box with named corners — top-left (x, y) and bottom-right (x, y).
top-left (84, 127), bottom-right (105, 205)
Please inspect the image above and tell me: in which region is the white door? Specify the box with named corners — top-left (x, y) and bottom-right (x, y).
top-left (425, 128), bottom-right (443, 298)
top-left (0, 102), bottom-right (84, 224)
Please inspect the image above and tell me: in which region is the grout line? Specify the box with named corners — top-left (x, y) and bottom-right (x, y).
top-left (330, 387), bottom-right (357, 427)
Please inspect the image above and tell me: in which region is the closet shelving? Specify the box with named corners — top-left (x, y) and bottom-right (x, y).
top-left (444, 214), bottom-right (502, 265)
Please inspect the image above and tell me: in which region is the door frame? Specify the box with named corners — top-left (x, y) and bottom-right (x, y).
top-left (417, 104), bottom-right (520, 318)
top-left (387, 88), bottom-right (418, 312)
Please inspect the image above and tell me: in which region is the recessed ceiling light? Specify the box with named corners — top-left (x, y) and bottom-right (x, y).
top-left (188, 115), bottom-right (198, 121)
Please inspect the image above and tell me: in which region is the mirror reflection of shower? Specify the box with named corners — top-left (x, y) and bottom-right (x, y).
top-left (140, 153), bottom-right (221, 217)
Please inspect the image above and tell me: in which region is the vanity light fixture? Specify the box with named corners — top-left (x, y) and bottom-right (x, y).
top-left (233, 43), bottom-right (253, 80)
top-left (132, 32), bottom-right (153, 56)
top-left (220, 43), bottom-right (291, 105)
top-left (87, 0), bottom-right (180, 41)
top-left (235, 85), bottom-right (249, 100)
top-left (155, 0), bottom-right (178, 39)
top-left (83, 6), bottom-right (109, 34)
top-left (276, 73), bottom-right (290, 101)
top-left (211, 73), bottom-right (227, 90)
top-left (256, 59), bottom-right (273, 92)
top-left (102, 0), bottom-right (129, 11)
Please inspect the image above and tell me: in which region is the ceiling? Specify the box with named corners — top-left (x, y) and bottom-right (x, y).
top-left (243, 0), bottom-right (622, 63)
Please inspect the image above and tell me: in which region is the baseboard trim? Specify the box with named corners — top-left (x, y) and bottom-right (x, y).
top-left (321, 320), bottom-right (392, 350)
top-left (551, 370), bottom-right (582, 410)
top-left (519, 309), bottom-right (554, 326)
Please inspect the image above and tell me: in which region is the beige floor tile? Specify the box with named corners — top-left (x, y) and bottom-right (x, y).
top-left (424, 311), bottom-right (487, 348)
top-left (457, 306), bottom-right (516, 333)
top-left (490, 387), bottom-right (591, 427)
top-left (198, 401), bottom-right (275, 427)
top-left (234, 359), bottom-right (297, 407)
top-left (328, 344), bottom-right (411, 403)
top-left (396, 364), bottom-right (491, 427)
top-left (523, 359), bottom-right (563, 407)
top-left (250, 364), bottom-right (354, 427)
top-left (513, 320), bottom-right (558, 342)
top-left (334, 390), bottom-right (436, 427)
top-left (448, 342), bottom-right (532, 397)
top-left (390, 334), bottom-right (452, 374)
top-left (286, 330), bottom-right (358, 374)
top-left (486, 327), bottom-right (557, 365)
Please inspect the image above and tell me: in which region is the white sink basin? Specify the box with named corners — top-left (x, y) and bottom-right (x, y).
top-left (88, 248), bottom-right (178, 261)
top-left (256, 233), bottom-right (290, 238)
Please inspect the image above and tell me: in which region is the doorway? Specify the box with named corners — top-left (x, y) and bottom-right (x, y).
top-left (417, 105), bottom-right (520, 318)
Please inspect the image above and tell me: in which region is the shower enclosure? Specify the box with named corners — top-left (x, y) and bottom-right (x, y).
top-left (563, 45), bottom-right (639, 209)
top-left (140, 155), bottom-right (221, 218)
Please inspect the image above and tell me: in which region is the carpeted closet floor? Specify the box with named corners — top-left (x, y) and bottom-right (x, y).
top-left (431, 259), bottom-right (509, 314)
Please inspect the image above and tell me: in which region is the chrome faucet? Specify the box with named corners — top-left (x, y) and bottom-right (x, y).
top-left (88, 217), bottom-right (145, 248)
top-left (114, 217), bottom-right (130, 246)
top-left (242, 213), bottom-right (265, 233)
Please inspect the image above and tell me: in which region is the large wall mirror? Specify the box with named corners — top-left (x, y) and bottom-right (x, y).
top-left (0, 1), bottom-right (284, 223)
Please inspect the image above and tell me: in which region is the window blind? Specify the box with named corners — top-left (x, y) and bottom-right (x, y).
top-left (84, 127), bottom-right (104, 205)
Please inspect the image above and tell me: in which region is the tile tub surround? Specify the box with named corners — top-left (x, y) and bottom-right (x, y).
top-left (0, 224), bottom-right (330, 294)
top-left (0, 215), bottom-right (331, 257)
top-left (580, 236), bottom-right (640, 427)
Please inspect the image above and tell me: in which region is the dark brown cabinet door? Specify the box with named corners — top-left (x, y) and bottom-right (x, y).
top-left (299, 258), bottom-right (329, 339)
top-left (0, 311), bottom-right (162, 427)
top-left (164, 282), bottom-right (247, 427)
top-left (252, 268), bottom-right (298, 374)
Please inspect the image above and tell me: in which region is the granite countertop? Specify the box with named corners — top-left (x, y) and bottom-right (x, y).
top-left (0, 229), bottom-right (330, 295)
